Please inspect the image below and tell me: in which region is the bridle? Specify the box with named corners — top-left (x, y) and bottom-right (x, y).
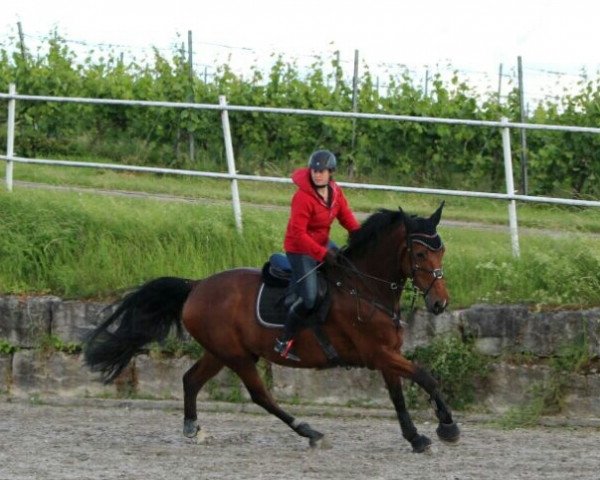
top-left (407, 233), bottom-right (445, 298)
top-left (330, 231), bottom-right (445, 326)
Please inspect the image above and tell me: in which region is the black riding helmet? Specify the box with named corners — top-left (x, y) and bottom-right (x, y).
top-left (308, 150), bottom-right (337, 172)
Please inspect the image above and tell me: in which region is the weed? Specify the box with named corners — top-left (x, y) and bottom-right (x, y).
top-left (206, 370), bottom-right (245, 403)
top-left (498, 395), bottom-right (546, 429)
top-left (37, 335), bottom-right (81, 355)
top-left (404, 381), bottom-right (430, 410)
top-left (551, 331), bottom-right (592, 374)
top-left (148, 336), bottom-right (204, 359)
top-left (179, 341), bottom-right (204, 359)
top-left (408, 333), bottom-right (490, 410)
top-left (0, 339), bottom-right (18, 355)
top-left (498, 329), bottom-right (591, 428)
top-left (503, 350), bottom-right (538, 366)
top-left (257, 358), bottom-right (273, 390)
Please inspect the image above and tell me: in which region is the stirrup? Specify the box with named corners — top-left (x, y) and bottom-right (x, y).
top-left (274, 339), bottom-right (301, 362)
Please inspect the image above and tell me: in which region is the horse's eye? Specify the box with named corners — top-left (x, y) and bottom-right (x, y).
top-left (416, 251), bottom-right (427, 260)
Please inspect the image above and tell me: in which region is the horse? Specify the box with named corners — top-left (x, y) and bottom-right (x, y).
top-left (83, 201), bottom-right (459, 453)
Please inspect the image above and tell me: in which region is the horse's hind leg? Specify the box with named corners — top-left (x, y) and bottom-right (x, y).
top-left (229, 360), bottom-right (327, 448)
top-left (182, 352), bottom-right (225, 438)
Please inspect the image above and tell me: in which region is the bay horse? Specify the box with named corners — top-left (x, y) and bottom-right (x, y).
top-left (84, 202), bottom-right (459, 453)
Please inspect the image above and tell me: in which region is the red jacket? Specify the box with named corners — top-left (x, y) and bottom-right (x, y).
top-left (284, 168), bottom-right (360, 261)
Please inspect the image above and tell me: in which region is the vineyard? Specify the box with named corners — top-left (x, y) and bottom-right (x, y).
top-left (0, 31), bottom-right (599, 197)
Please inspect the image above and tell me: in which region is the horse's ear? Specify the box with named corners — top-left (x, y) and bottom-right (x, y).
top-left (430, 201), bottom-right (445, 227)
top-left (401, 207), bottom-right (414, 232)
top-left (398, 206), bottom-right (407, 227)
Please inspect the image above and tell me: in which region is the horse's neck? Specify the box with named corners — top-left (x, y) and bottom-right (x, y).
top-left (353, 257), bottom-right (394, 281)
top-left (350, 233), bottom-right (405, 293)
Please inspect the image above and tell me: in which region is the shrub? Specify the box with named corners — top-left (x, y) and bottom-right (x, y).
top-left (408, 334), bottom-right (490, 410)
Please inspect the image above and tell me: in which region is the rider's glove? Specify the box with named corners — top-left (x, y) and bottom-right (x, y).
top-left (324, 248), bottom-right (339, 266)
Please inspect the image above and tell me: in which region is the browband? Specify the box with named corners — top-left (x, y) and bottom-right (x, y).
top-left (409, 233), bottom-right (443, 251)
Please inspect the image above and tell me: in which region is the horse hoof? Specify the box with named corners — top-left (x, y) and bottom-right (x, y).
top-left (436, 421), bottom-right (460, 443)
top-left (309, 434), bottom-right (332, 450)
top-left (183, 419), bottom-right (200, 438)
top-left (411, 434), bottom-right (432, 453)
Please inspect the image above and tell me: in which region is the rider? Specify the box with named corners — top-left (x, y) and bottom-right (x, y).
top-left (274, 149), bottom-right (360, 361)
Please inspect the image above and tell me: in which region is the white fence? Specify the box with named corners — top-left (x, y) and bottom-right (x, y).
top-left (2, 83), bottom-right (600, 257)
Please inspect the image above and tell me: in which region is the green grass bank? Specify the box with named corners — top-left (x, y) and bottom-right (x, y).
top-left (1, 184), bottom-right (600, 307)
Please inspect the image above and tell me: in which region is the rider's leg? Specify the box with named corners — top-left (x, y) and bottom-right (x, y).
top-left (287, 253), bottom-right (319, 311)
top-left (274, 253), bottom-right (318, 360)
top-left (274, 298), bottom-right (310, 360)
top-left (281, 297), bottom-right (309, 340)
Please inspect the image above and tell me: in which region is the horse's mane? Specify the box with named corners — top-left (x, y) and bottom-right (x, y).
top-left (343, 209), bottom-right (405, 259)
top-left (343, 208), bottom-right (440, 259)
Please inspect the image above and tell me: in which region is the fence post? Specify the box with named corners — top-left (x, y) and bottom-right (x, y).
top-left (219, 95), bottom-right (243, 233)
top-left (501, 117), bottom-right (520, 257)
top-left (5, 83), bottom-right (16, 192)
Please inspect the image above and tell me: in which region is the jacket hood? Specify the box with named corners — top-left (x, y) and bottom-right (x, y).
top-left (291, 167), bottom-right (331, 196)
top-left (291, 168), bottom-right (314, 193)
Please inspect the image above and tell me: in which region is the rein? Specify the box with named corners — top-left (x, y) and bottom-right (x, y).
top-left (328, 253), bottom-right (405, 328)
top-left (329, 233), bottom-right (444, 327)
top-left (333, 267), bottom-right (405, 326)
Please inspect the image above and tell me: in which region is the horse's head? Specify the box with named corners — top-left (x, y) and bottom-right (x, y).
top-left (401, 202), bottom-right (449, 315)
top-left (344, 202), bottom-right (449, 315)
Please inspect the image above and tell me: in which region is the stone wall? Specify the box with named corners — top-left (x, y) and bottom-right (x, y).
top-left (1, 295), bottom-right (599, 416)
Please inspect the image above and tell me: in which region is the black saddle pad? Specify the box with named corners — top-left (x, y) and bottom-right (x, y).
top-left (256, 276), bottom-right (331, 329)
top-left (256, 283), bottom-right (292, 328)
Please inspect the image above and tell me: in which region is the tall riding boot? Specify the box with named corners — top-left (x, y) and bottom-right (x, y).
top-left (274, 298), bottom-right (310, 361)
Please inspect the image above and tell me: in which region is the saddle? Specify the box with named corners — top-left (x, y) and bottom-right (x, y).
top-left (257, 254), bottom-right (329, 328)
top-left (257, 254), bottom-right (343, 365)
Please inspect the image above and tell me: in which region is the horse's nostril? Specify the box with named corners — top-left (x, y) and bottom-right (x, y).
top-left (426, 296), bottom-right (448, 315)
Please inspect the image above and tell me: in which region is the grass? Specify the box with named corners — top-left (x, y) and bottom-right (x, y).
top-left (1, 175), bottom-right (600, 307)
top-left (441, 226), bottom-right (600, 307)
top-left (0, 188), bottom-right (285, 298)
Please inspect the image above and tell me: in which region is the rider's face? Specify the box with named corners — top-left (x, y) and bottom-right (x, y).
top-left (310, 169), bottom-right (331, 187)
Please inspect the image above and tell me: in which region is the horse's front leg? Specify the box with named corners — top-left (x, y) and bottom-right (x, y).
top-left (380, 352), bottom-right (460, 445)
top-left (382, 370), bottom-right (431, 453)
top-left (407, 361), bottom-right (460, 444)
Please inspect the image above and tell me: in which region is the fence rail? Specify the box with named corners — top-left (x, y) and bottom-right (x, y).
top-left (3, 91), bottom-right (600, 134)
top-left (2, 154), bottom-right (600, 208)
top-left (3, 85), bottom-right (600, 256)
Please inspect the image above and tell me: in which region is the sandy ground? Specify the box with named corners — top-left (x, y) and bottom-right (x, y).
top-left (0, 399), bottom-right (599, 480)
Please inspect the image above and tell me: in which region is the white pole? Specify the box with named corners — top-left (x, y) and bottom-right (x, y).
top-left (219, 95), bottom-right (243, 233)
top-left (5, 83), bottom-right (16, 192)
top-left (501, 117), bottom-right (520, 257)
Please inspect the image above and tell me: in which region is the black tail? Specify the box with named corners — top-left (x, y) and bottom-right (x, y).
top-left (84, 276), bottom-right (193, 383)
